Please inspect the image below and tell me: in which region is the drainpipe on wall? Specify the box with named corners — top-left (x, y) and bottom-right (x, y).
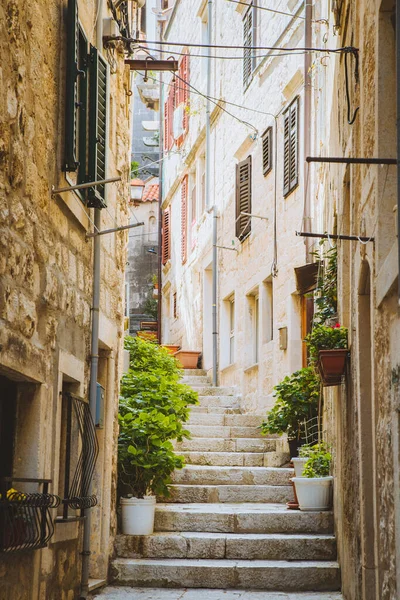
top-left (206, 0), bottom-right (218, 387)
top-left (304, 0), bottom-right (312, 263)
top-left (157, 0), bottom-right (164, 344)
top-left (80, 5), bottom-right (104, 598)
top-left (397, 1), bottom-right (400, 305)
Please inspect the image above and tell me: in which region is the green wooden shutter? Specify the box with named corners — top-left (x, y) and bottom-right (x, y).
top-left (64, 0), bottom-right (80, 171)
top-left (283, 98), bottom-right (299, 196)
top-left (236, 156), bottom-right (252, 241)
top-left (87, 45), bottom-right (108, 208)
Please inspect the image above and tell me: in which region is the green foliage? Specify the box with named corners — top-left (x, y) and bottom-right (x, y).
top-left (302, 450), bottom-right (332, 478)
top-left (313, 245), bottom-right (338, 325)
top-left (261, 368), bottom-right (320, 441)
top-left (118, 337), bottom-right (198, 498)
top-left (298, 442), bottom-right (329, 458)
top-left (143, 294), bottom-right (158, 320)
top-left (305, 324), bottom-right (348, 364)
top-left (130, 160), bottom-right (140, 178)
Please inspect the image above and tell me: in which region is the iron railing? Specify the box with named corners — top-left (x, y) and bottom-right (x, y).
top-left (62, 393), bottom-right (99, 518)
top-left (0, 478), bottom-right (60, 553)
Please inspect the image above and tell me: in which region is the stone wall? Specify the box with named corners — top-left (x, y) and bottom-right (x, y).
top-left (0, 0), bottom-right (132, 596)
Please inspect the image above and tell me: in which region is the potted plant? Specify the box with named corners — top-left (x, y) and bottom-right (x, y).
top-left (292, 448), bottom-right (333, 511)
top-left (261, 367), bottom-right (320, 458)
top-left (118, 337), bottom-right (198, 535)
top-left (174, 350), bottom-right (202, 369)
top-left (306, 323), bottom-right (349, 386)
top-left (161, 344), bottom-right (181, 355)
top-left (292, 442), bottom-right (328, 477)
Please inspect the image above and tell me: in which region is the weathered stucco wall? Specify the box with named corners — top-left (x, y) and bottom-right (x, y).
top-left (0, 0), bottom-right (132, 597)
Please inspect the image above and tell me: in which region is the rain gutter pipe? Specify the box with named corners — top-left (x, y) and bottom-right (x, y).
top-left (157, 0), bottom-right (164, 344)
top-left (304, 0), bottom-right (312, 262)
top-left (397, 1), bottom-right (400, 305)
top-left (206, 0), bottom-right (218, 387)
top-left (80, 5), bottom-right (104, 597)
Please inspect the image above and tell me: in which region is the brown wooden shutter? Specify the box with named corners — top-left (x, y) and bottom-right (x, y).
top-left (262, 127), bottom-right (272, 176)
top-left (235, 156), bottom-right (252, 241)
top-left (181, 176), bottom-right (188, 263)
top-left (283, 97), bottom-right (299, 196)
top-left (243, 5), bottom-right (253, 88)
top-left (162, 207), bottom-right (171, 265)
top-left (182, 52), bottom-right (190, 134)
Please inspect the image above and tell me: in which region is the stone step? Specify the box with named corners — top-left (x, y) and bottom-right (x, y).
top-left (263, 451), bottom-right (291, 467)
top-left (175, 437), bottom-right (278, 453)
top-left (163, 484), bottom-right (292, 504)
top-left (172, 466), bottom-right (293, 486)
top-left (111, 558), bottom-right (341, 591)
top-left (187, 425), bottom-right (265, 439)
top-left (188, 414), bottom-right (265, 427)
top-left (180, 451), bottom-right (267, 466)
top-left (183, 369), bottom-right (207, 376)
top-left (154, 503), bottom-right (334, 534)
top-left (94, 587), bottom-right (344, 599)
top-left (182, 376), bottom-right (211, 385)
top-left (189, 406), bottom-right (241, 414)
top-left (193, 387), bottom-right (238, 397)
top-left (115, 532), bottom-right (337, 561)
top-left (196, 396), bottom-right (241, 409)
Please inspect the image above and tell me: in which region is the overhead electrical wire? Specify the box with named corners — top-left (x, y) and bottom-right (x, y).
top-left (224, 0), bottom-right (306, 19)
top-left (138, 44), bottom-right (312, 60)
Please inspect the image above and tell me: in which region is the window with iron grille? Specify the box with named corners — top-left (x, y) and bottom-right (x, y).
top-left (262, 127), bottom-right (272, 176)
top-left (283, 97), bottom-right (299, 197)
top-left (235, 156), bottom-right (252, 241)
top-left (243, 2), bottom-right (257, 89)
top-left (64, 0), bottom-right (108, 209)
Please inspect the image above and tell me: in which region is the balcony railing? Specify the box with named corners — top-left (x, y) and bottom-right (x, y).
top-left (0, 478), bottom-right (60, 553)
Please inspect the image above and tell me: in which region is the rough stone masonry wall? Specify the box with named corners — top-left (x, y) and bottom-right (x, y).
top-left (320, 1), bottom-right (399, 598)
top-left (0, 0), bottom-right (131, 598)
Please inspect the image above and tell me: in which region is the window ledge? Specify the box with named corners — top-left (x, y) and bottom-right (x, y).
top-left (244, 363), bottom-right (259, 373)
top-left (220, 362), bottom-right (236, 373)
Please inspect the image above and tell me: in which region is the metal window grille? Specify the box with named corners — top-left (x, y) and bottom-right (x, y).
top-left (0, 478), bottom-right (60, 553)
top-left (61, 393), bottom-right (99, 518)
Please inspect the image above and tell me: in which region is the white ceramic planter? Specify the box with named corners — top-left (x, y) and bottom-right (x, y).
top-left (291, 458), bottom-right (308, 477)
top-left (121, 495), bottom-right (156, 535)
top-left (292, 476), bottom-right (333, 511)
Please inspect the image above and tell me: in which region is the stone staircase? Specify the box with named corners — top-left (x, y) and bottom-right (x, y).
top-left (104, 370), bottom-right (341, 596)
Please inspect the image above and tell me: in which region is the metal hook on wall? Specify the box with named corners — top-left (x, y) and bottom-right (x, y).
top-left (344, 49), bottom-right (360, 125)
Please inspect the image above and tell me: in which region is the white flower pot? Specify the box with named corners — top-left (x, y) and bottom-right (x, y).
top-left (121, 495), bottom-right (156, 535)
top-left (292, 476), bottom-right (333, 511)
top-left (291, 458), bottom-right (308, 477)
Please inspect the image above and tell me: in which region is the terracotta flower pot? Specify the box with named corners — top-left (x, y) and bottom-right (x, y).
top-left (173, 350), bottom-right (201, 369)
top-left (161, 344), bottom-right (181, 355)
top-left (318, 349), bottom-right (348, 386)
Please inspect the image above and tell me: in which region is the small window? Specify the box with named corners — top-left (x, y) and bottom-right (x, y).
top-left (235, 156), bottom-right (252, 241)
top-left (283, 97), bottom-right (299, 197)
top-left (243, 2), bottom-right (257, 89)
top-left (262, 127), bottom-right (273, 176)
top-left (229, 297), bottom-right (235, 364)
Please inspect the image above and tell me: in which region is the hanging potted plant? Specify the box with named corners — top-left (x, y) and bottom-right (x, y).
top-left (292, 448), bottom-right (333, 511)
top-left (261, 367), bottom-right (320, 458)
top-left (306, 323), bottom-right (349, 386)
top-left (118, 337), bottom-right (198, 535)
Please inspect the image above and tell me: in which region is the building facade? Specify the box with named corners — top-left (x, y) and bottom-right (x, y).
top-left (0, 0), bottom-right (134, 598)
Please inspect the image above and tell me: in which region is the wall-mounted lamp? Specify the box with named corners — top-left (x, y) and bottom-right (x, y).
top-left (278, 326), bottom-right (288, 351)
top-left (130, 178), bottom-right (145, 201)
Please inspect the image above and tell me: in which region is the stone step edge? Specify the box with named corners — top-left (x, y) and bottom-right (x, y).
top-left (113, 557), bottom-right (340, 568)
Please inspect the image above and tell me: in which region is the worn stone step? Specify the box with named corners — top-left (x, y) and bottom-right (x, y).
top-left (263, 451), bottom-right (291, 467)
top-left (188, 414), bottom-right (265, 427)
top-left (183, 369), bottom-right (207, 376)
top-left (182, 376), bottom-right (211, 385)
top-left (175, 437), bottom-right (277, 453)
top-left (180, 451), bottom-right (266, 466)
top-left (188, 425), bottom-right (264, 439)
top-left (172, 466), bottom-right (293, 486)
top-left (154, 503), bottom-right (334, 534)
top-left (95, 587), bottom-right (344, 599)
top-left (115, 532), bottom-right (337, 561)
top-left (111, 557), bottom-right (341, 591)
top-left (189, 406), bottom-right (241, 414)
top-left (163, 484), bottom-right (292, 504)
top-left (197, 395), bottom-right (241, 408)
top-left (193, 387), bottom-right (238, 397)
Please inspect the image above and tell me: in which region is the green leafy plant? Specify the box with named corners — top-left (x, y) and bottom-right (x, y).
top-left (261, 368), bottom-right (320, 441)
top-left (302, 450), bottom-right (332, 478)
top-left (298, 442), bottom-right (329, 458)
top-left (130, 160), bottom-right (140, 179)
top-left (312, 245), bottom-right (338, 325)
top-left (305, 323), bottom-right (348, 364)
top-left (118, 337), bottom-right (198, 498)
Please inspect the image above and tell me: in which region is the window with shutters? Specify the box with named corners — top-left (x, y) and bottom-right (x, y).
top-left (262, 127), bottom-right (272, 176)
top-left (181, 176), bottom-right (188, 264)
top-left (64, 0), bottom-right (108, 209)
top-left (162, 207), bottom-right (171, 265)
top-left (243, 2), bottom-right (257, 89)
top-left (164, 80), bottom-right (176, 152)
top-left (174, 52), bottom-right (190, 148)
top-left (235, 156), bottom-right (252, 241)
top-left (283, 97), bottom-right (299, 197)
